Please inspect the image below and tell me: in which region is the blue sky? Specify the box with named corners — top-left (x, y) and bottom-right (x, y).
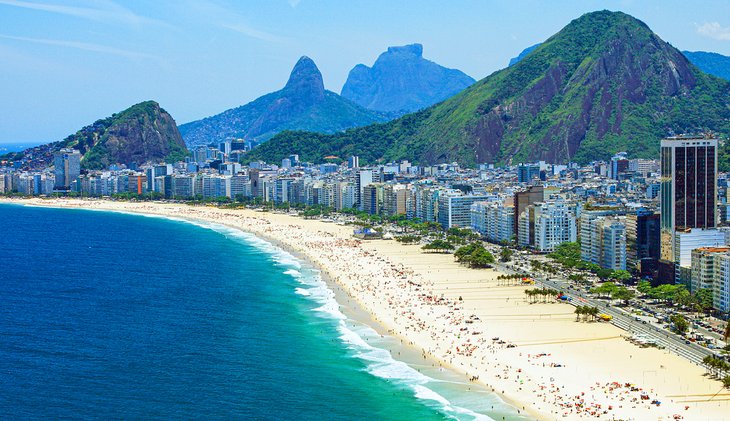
top-left (1, 0), bottom-right (730, 144)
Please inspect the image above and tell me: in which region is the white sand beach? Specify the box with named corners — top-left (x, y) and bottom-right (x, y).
top-left (5, 197), bottom-right (729, 420)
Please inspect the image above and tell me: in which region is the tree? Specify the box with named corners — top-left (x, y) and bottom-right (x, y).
top-left (723, 376), bottom-right (730, 389)
top-left (455, 243), bottom-right (495, 268)
top-left (596, 268), bottom-right (614, 281)
top-left (674, 288), bottom-right (692, 308)
top-left (609, 270), bottom-right (632, 283)
top-left (588, 306), bottom-right (600, 322)
top-left (469, 248), bottom-right (495, 268)
top-left (724, 323), bottom-right (730, 343)
top-left (499, 247), bottom-right (513, 262)
top-left (575, 306), bottom-right (584, 321)
top-left (670, 314), bottom-right (689, 334)
top-left (591, 282), bottom-right (618, 299)
top-left (696, 288), bottom-right (714, 313)
top-left (454, 242), bottom-right (480, 262)
top-left (611, 286), bottom-right (635, 305)
top-left (637, 280), bottom-right (653, 295)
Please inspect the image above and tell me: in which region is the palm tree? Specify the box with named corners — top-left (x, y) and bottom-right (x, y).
top-left (724, 323), bottom-right (730, 344)
top-left (589, 307), bottom-right (600, 322)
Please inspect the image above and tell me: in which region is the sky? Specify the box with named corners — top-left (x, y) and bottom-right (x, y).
top-left (2, 0), bottom-right (730, 144)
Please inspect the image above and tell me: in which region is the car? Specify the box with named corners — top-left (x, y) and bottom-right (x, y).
top-left (642, 321), bottom-right (647, 324)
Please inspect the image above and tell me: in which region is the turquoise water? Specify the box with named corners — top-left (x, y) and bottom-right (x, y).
top-left (0, 204), bottom-right (524, 420)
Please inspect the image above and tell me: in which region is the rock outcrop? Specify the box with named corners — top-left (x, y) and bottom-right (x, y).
top-left (341, 43), bottom-right (475, 114)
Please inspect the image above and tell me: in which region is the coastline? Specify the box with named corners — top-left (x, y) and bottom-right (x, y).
top-left (4, 197), bottom-right (730, 420)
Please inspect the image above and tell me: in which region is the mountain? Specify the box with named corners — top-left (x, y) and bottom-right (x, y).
top-left (69, 101), bottom-right (187, 170)
top-left (3, 101), bottom-right (187, 171)
top-left (515, 45), bottom-right (730, 83)
top-left (340, 44), bottom-right (475, 114)
top-left (248, 11), bottom-right (730, 166)
top-left (683, 51), bottom-right (730, 81)
top-left (178, 57), bottom-right (388, 148)
top-left (508, 43), bottom-right (540, 66)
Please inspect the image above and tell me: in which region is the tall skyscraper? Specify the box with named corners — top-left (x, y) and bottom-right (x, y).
top-left (355, 169), bottom-right (372, 210)
top-left (659, 135), bottom-right (719, 282)
top-left (53, 148), bottom-right (81, 190)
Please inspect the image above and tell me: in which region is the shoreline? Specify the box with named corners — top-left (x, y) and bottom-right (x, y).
top-left (4, 197), bottom-right (730, 420)
top-left (4, 198), bottom-right (526, 420)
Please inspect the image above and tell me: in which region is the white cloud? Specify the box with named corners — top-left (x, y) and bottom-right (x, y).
top-left (696, 22), bottom-right (730, 41)
top-left (185, 0), bottom-right (286, 43)
top-left (0, 33), bottom-right (159, 60)
top-left (0, 0), bottom-right (173, 28)
top-left (288, 0), bottom-right (301, 7)
top-left (221, 22), bottom-right (285, 43)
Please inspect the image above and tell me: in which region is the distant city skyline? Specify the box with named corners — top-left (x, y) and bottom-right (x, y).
top-left (2, 0), bottom-right (730, 144)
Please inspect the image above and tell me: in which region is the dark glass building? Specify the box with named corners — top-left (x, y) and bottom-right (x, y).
top-left (659, 135), bottom-right (718, 281)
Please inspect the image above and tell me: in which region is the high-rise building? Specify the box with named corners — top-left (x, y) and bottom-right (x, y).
top-left (348, 156), bottom-right (360, 169)
top-left (659, 135), bottom-right (719, 282)
top-left (356, 169), bottom-right (373, 210)
top-left (580, 210), bottom-right (627, 270)
top-left (610, 152), bottom-right (630, 179)
top-left (471, 200), bottom-right (515, 244)
top-left (517, 164), bottom-right (540, 183)
top-left (53, 148), bottom-right (81, 189)
top-left (690, 247), bottom-right (730, 312)
top-left (527, 200), bottom-right (578, 253)
top-left (625, 210), bottom-right (660, 275)
top-left (362, 183), bottom-right (382, 215)
top-left (514, 185), bottom-right (544, 243)
top-left (437, 192), bottom-right (490, 229)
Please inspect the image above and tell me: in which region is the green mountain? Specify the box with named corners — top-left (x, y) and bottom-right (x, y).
top-left (512, 45), bottom-right (730, 83)
top-left (178, 56), bottom-right (388, 148)
top-left (341, 44), bottom-right (475, 114)
top-left (682, 51), bottom-right (730, 81)
top-left (66, 101), bottom-right (187, 170)
top-left (4, 101), bottom-right (187, 171)
top-left (248, 11), bottom-right (730, 166)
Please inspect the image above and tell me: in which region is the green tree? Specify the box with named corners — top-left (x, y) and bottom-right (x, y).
top-left (637, 280), bottom-right (653, 295)
top-left (611, 286), bottom-right (635, 305)
top-left (591, 282), bottom-right (619, 299)
top-left (670, 314), bottom-right (689, 334)
top-left (695, 288), bottom-right (714, 312)
top-left (469, 248), bottom-right (495, 268)
top-left (609, 270), bottom-right (632, 283)
top-left (499, 247), bottom-right (514, 262)
top-left (454, 242), bottom-right (481, 263)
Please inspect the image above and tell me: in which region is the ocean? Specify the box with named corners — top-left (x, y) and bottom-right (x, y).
top-left (0, 204), bottom-right (525, 420)
top-left (0, 142), bottom-right (44, 153)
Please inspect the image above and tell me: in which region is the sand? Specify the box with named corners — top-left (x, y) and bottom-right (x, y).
top-left (4, 197), bottom-right (728, 420)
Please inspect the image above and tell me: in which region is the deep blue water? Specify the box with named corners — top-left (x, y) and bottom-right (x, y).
top-left (0, 204), bottom-right (519, 420)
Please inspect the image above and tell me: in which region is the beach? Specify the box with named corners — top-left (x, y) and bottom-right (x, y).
top-left (5, 197), bottom-right (729, 420)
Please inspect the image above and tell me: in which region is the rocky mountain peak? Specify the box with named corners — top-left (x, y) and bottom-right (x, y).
top-left (283, 56), bottom-right (325, 102)
top-left (341, 43), bottom-right (474, 113)
top-left (385, 43), bottom-right (423, 57)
